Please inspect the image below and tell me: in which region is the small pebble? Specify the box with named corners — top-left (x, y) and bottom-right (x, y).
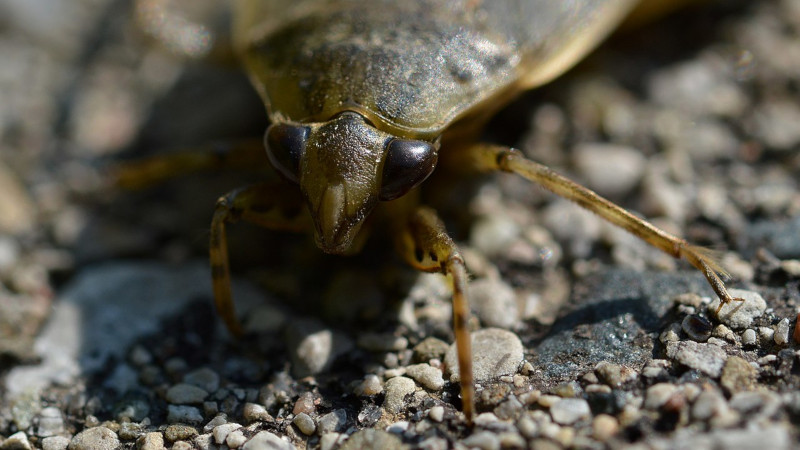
top-left (171, 442), bottom-right (191, 450)
top-left (286, 318), bottom-right (354, 377)
top-left (721, 356), bottom-right (758, 393)
top-left (383, 377), bottom-right (416, 414)
top-left (742, 329), bottom-right (757, 346)
top-left (137, 432), bottom-right (165, 450)
top-left (759, 326), bottom-right (775, 342)
top-left (594, 361), bottom-right (636, 387)
top-left (338, 429), bottom-right (405, 450)
top-left (712, 324), bottom-right (736, 342)
top-left (36, 407), bottom-right (65, 437)
top-left (357, 333), bottom-right (408, 352)
top-left (428, 406), bottom-right (445, 423)
top-left (682, 315), bottom-right (713, 342)
top-left (353, 374), bottom-right (383, 397)
top-left (708, 289), bottom-right (766, 329)
top-left (774, 318), bottom-right (790, 346)
top-left (241, 431), bottom-right (295, 450)
top-left (69, 427), bottom-right (119, 450)
top-left (183, 368), bottom-right (220, 393)
top-left (164, 425), bottom-right (197, 443)
top-left (549, 398), bottom-right (591, 425)
top-left (41, 436), bottom-right (70, 450)
top-left (167, 405), bottom-right (204, 425)
top-left (468, 277), bottom-right (520, 329)
top-left (592, 414), bottom-right (619, 441)
top-left (412, 337), bottom-right (450, 363)
top-left (405, 364), bottom-right (445, 391)
top-left (242, 403), bottom-right (272, 423)
top-left (225, 430), bottom-right (247, 448)
top-left (666, 340), bottom-right (727, 377)
top-left (212, 423), bottom-right (242, 445)
top-left (166, 383), bottom-right (209, 404)
top-left (316, 409), bottom-right (347, 434)
top-left (445, 328), bottom-right (524, 382)
top-left (644, 383), bottom-right (678, 410)
top-left (461, 431), bottom-right (501, 450)
top-left (3, 432), bottom-right (33, 450)
top-left (293, 413), bottom-right (316, 435)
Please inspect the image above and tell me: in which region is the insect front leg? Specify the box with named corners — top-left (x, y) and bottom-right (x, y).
top-left (465, 143), bottom-right (744, 314)
top-left (114, 139), bottom-right (265, 190)
top-left (395, 206), bottom-right (474, 423)
top-left (210, 181), bottom-right (310, 336)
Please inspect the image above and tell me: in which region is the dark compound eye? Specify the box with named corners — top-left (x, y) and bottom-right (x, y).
top-left (379, 139), bottom-right (438, 201)
top-left (265, 123), bottom-right (310, 183)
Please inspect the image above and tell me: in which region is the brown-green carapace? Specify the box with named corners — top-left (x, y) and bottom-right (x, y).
top-left (198, 0), bottom-right (743, 422)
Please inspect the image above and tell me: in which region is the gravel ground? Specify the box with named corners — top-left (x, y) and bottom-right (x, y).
top-left (1, 0), bottom-right (800, 449)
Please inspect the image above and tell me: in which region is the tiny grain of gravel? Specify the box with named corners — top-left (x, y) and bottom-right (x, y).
top-left (1, 0), bottom-right (800, 449)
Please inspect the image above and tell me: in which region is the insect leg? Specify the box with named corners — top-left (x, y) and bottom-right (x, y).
top-left (466, 143), bottom-right (744, 314)
top-left (395, 206), bottom-right (474, 423)
top-left (114, 139), bottom-right (264, 190)
top-left (210, 181), bottom-right (309, 336)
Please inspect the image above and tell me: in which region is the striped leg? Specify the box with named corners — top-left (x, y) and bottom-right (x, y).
top-left (466, 143), bottom-right (744, 314)
top-left (210, 182), bottom-right (309, 336)
top-left (396, 206), bottom-right (474, 423)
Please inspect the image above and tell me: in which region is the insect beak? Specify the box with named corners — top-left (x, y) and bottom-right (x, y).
top-left (310, 181), bottom-right (373, 254)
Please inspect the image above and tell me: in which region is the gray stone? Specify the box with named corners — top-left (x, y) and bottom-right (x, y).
top-left (242, 431), bottom-right (296, 450)
top-left (445, 328), bottom-right (523, 382)
top-left (2, 432), bottom-right (32, 450)
top-left (286, 318), bottom-right (353, 377)
top-left (212, 423), bottom-right (242, 445)
top-left (4, 262), bottom-right (264, 397)
top-left (461, 431), bottom-right (501, 450)
top-left (166, 383), bottom-right (209, 404)
top-left (167, 405), bottom-right (204, 425)
top-left (774, 318), bottom-right (790, 345)
top-left (183, 368), bottom-right (220, 393)
top-left (666, 341), bottom-right (727, 377)
top-left (469, 278), bottom-right (520, 329)
top-left (644, 383), bottom-right (678, 410)
top-left (41, 436), bottom-right (70, 450)
top-left (68, 427), bottom-right (119, 450)
top-left (412, 337), bottom-right (450, 363)
top-left (36, 407), bottom-right (65, 437)
top-left (316, 409), bottom-right (347, 434)
top-left (709, 289), bottom-right (766, 329)
top-left (383, 377), bottom-right (417, 414)
top-left (356, 333), bottom-right (408, 352)
top-left (339, 429), bottom-right (407, 450)
top-left (292, 413), bottom-right (315, 435)
top-left (549, 398), bottom-right (591, 425)
top-left (405, 364), bottom-right (445, 391)
top-left (741, 329), bottom-right (757, 346)
top-left (137, 432), bottom-right (165, 450)
top-left (573, 143), bottom-right (646, 198)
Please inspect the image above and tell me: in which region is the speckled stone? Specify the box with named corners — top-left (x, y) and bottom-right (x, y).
top-left (41, 436), bottom-right (70, 450)
top-left (721, 356), bottom-right (757, 393)
top-left (708, 289), bottom-right (766, 329)
top-left (383, 377), bottom-right (417, 414)
top-left (164, 425), bottom-right (198, 443)
top-left (445, 328), bottom-right (523, 382)
top-left (137, 432), bottom-right (165, 450)
top-left (666, 341), bottom-right (727, 377)
top-left (468, 277), bottom-right (520, 329)
top-left (316, 409), bottom-right (347, 434)
top-left (3, 432), bottom-right (33, 450)
top-left (774, 318), bottom-right (791, 346)
top-left (412, 337), bottom-right (450, 363)
top-left (241, 431), bottom-right (296, 450)
top-left (405, 364), bottom-right (445, 391)
top-left (68, 427), bottom-right (119, 450)
top-left (212, 423), bottom-right (242, 445)
top-left (339, 429), bottom-right (407, 450)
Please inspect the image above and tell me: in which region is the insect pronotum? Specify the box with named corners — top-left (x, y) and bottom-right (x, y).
top-left (186, 0), bottom-right (745, 422)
